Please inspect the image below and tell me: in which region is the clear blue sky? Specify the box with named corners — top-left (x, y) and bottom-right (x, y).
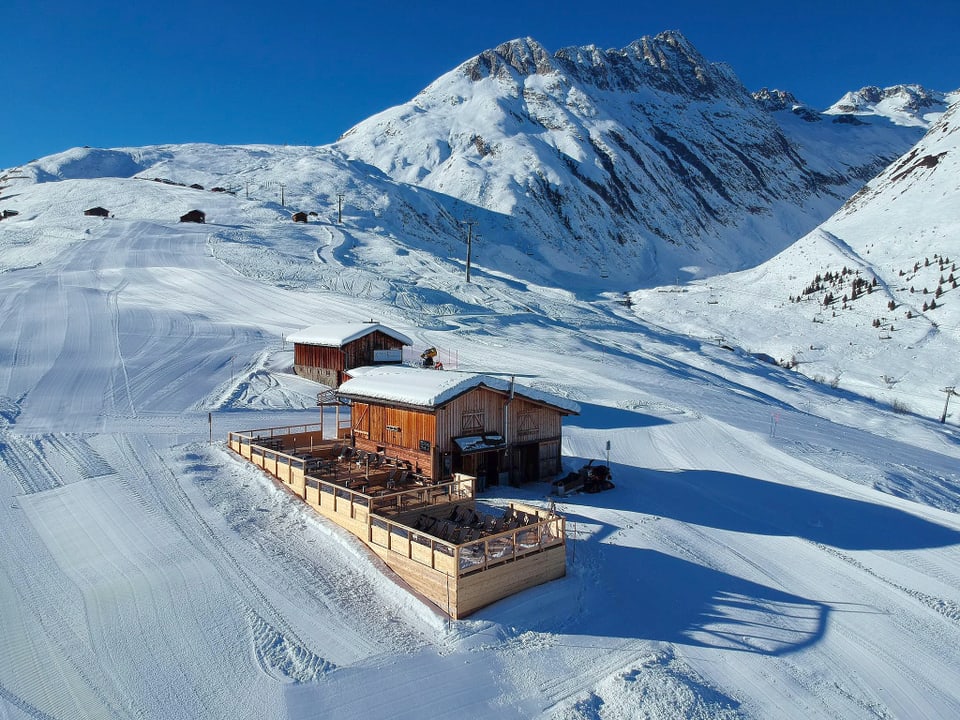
top-left (2, 0), bottom-right (957, 169)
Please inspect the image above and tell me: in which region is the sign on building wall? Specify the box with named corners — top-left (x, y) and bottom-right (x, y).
top-left (373, 349), bottom-right (402, 363)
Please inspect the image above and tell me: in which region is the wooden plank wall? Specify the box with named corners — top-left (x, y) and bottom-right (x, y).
top-left (342, 331), bottom-right (405, 369)
top-left (434, 387), bottom-right (504, 452)
top-left (456, 545), bottom-right (566, 618)
top-left (352, 401), bottom-right (437, 476)
top-left (538, 439), bottom-right (561, 478)
top-left (435, 389), bottom-right (565, 452)
top-left (509, 396), bottom-right (562, 443)
top-left (294, 344), bottom-right (343, 370)
top-left (348, 387), bottom-right (570, 482)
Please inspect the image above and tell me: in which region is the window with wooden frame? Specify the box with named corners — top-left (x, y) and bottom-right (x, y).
top-left (461, 410), bottom-right (484, 433)
top-left (517, 411), bottom-right (539, 437)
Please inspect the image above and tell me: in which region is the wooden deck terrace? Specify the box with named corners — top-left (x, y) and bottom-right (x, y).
top-left (227, 424), bottom-right (473, 513)
top-left (228, 424), bottom-right (567, 618)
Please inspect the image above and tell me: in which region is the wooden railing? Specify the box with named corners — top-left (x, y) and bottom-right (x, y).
top-left (228, 428), bottom-right (564, 589)
top-left (366, 501), bottom-right (565, 579)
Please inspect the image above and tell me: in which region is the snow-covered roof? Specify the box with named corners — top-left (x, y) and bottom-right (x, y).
top-left (338, 365), bottom-right (580, 414)
top-left (286, 322), bottom-right (412, 348)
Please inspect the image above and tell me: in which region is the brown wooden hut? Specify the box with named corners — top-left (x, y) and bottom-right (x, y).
top-left (84, 206), bottom-right (110, 217)
top-left (179, 209), bottom-right (206, 223)
top-left (338, 367), bottom-right (579, 487)
top-left (291, 211), bottom-right (308, 223)
top-left (288, 322), bottom-right (412, 387)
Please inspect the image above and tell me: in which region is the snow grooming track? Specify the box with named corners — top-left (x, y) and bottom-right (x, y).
top-left (111, 434), bottom-right (334, 682)
top-left (248, 610), bottom-right (334, 683)
top-left (0, 684), bottom-right (58, 720)
top-left (188, 442), bottom-right (436, 660)
top-left (811, 541), bottom-right (960, 622)
top-left (1, 491), bottom-right (148, 719)
top-left (37, 433), bottom-right (117, 480)
top-left (0, 434), bottom-right (63, 494)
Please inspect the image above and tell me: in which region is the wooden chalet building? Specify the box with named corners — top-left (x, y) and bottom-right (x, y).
top-left (288, 322), bottom-right (413, 387)
top-left (83, 206), bottom-right (110, 217)
top-left (338, 366), bottom-right (580, 487)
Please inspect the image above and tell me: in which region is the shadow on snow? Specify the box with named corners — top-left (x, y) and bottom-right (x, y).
top-left (479, 465), bottom-right (959, 655)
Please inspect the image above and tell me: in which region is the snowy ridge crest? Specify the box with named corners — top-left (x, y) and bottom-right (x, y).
top-left (825, 84), bottom-right (952, 128)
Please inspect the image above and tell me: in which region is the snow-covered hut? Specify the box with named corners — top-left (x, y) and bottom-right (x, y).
top-left (287, 322), bottom-right (412, 387)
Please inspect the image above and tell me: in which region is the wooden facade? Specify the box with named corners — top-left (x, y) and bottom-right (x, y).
top-left (346, 383), bottom-right (573, 486)
top-left (291, 325), bottom-right (410, 387)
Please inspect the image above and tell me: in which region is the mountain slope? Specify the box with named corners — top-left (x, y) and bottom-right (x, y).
top-left (335, 31), bottom-right (926, 283)
top-left (631, 100), bottom-right (960, 419)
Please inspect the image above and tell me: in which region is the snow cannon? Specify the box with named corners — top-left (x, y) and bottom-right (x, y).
top-left (420, 347), bottom-right (438, 368)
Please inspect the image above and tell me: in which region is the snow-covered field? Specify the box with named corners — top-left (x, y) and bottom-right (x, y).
top-left (2, 142), bottom-right (960, 720)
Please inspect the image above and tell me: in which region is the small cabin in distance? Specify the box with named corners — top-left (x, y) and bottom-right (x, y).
top-left (84, 206), bottom-right (110, 217)
top-left (338, 366), bottom-right (579, 488)
top-left (288, 322), bottom-right (412, 388)
top-left (179, 209), bottom-right (206, 223)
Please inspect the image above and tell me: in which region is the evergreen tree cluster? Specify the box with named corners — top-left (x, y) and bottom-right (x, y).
top-left (899, 253), bottom-right (955, 315)
top-left (790, 266), bottom-right (878, 310)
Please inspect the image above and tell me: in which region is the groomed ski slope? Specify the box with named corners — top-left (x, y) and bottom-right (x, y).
top-left (2, 213), bottom-right (960, 719)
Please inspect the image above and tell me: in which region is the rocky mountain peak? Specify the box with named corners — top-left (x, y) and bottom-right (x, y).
top-left (463, 37), bottom-right (556, 82)
top-left (549, 30), bottom-right (740, 99)
top-left (334, 31), bottom-right (927, 285)
top-left (753, 88), bottom-right (801, 111)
